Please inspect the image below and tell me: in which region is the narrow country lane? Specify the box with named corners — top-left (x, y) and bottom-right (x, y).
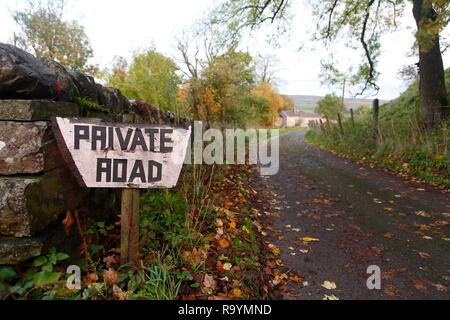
top-left (254, 130), bottom-right (450, 300)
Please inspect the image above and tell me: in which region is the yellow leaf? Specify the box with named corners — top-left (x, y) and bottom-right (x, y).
top-left (271, 247), bottom-right (280, 256)
top-left (242, 226), bottom-right (250, 234)
top-left (300, 237), bottom-right (320, 242)
top-left (230, 288), bottom-right (243, 299)
top-left (218, 239), bottom-right (230, 248)
top-left (228, 221), bottom-right (237, 229)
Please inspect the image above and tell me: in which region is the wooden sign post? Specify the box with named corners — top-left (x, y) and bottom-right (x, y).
top-left (121, 188), bottom-right (140, 266)
top-left (52, 117), bottom-right (191, 267)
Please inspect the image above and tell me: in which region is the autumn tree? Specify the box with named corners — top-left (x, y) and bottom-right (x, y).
top-left (175, 22), bottom-right (241, 124)
top-left (176, 18), bottom-right (286, 127)
top-left (316, 93), bottom-right (346, 120)
top-left (252, 80), bottom-right (286, 125)
top-left (201, 50), bottom-right (256, 126)
top-left (210, 0), bottom-right (449, 129)
top-left (13, 0), bottom-right (97, 74)
top-left (107, 49), bottom-right (181, 113)
top-left (281, 94), bottom-right (296, 112)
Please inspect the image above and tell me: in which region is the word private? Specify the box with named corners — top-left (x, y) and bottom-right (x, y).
top-left (52, 117), bottom-right (192, 189)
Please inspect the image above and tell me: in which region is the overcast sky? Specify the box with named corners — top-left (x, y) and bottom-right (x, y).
top-left (1, 0), bottom-right (449, 100)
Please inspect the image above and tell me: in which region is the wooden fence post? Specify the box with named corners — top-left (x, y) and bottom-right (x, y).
top-left (337, 113), bottom-right (344, 135)
top-left (372, 99), bottom-right (379, 139)
top-left (120, 188), bottom-right (141, 267)
top-left (350, 108), bottom-right (355, 128)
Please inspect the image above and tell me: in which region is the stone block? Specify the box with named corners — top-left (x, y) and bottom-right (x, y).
top-left (0, 100), bottom-right (79, 121)
top-left (0, 121), bottom-right (49, 175)
top-left (0, 224), bottom-right (82, 265)
top-left (0, 169), bottom-right (84, 237)
top-left (0, 236), bottom-right (43, 265)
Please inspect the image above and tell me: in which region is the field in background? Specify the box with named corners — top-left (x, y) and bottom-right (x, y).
top-left (287, 95), bottom-right (389, 113)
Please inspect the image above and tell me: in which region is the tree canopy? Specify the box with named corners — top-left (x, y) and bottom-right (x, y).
top-left (13, 0), bottom-right (97, 74)
top-left (316, 93), bottom-right (346, 120)
top-left (209, 0), bottom-right (449, 127)
top-left (108, 50), bottom-right (181, 113)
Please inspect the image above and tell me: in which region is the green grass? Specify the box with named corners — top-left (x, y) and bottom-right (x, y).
top-left (305, 69), bottom-right (450, 188)
top-left (279, 127), bottom-right (306, 134)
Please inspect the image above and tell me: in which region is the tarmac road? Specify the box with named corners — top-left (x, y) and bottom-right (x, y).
top-left (255, 130), bottom-right (449, 300)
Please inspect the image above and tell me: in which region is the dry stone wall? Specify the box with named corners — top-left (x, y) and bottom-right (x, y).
top-left (0, 43), bottom-right (191, 265)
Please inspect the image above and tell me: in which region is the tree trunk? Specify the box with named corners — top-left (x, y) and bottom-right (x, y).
top-left (412, 0), bottom-right (449, 129)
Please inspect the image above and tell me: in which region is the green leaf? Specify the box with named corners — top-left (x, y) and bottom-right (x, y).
top-left (41, 264), bottom-right (53, 272)
top-left (32, 256), bottom-right (48, 267)
top-left (33, 271), bottom-right (61, 286)
top-left (56, 253), bottom-right (70, 261)
top-left (41, 293), bottom-right (56, 300)
top-left (190, 282), bottom-right (200, 288)
top-left (0, 267), bottom-right (17, 281)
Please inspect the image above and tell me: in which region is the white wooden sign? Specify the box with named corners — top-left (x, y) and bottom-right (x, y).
top-left (52, 117), bottom-right (192, 189)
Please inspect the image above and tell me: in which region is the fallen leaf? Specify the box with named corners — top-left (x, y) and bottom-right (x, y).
top-left (300, 237), bottom-right (320, 242)
top-left (208, 295), bottom-right (228, 300)
top-left (215, 219), bottom-right (224, 228)
top-left (431, 283), bottom-right (447, 292)
top-left (321, 280), bottom-right (337, 290)
top-left (323, 294), bottom-right (339, 300)
top-left (203, 274), bottom-right (217, 290)
top-left (415, 211), bottom-right (430, 217)
top-left (230, 288), bottom-right (243, 299)
top-left (103, 268), bottom-right (118, 287)
top-left (223, 263), bottom-right (232, 271)
top-left (113, 285), bottom-right (130, 300)
top-left (84, 273), bottom-right (99, 284)
top-left (103, 255), bottom-right (119, 267)
top-left (417, 251), bottom-right (431, 259)
top-left (218, 239), bottom-right (230, 248)
top-left (228, 221), bottom-right (237, 229)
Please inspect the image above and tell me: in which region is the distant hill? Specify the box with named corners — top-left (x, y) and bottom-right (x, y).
top-left (286, 95), bottom-right (390, 113)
